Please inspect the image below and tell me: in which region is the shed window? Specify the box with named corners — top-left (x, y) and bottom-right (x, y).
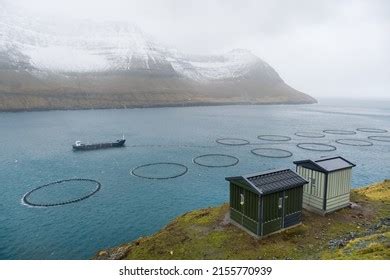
top-left (311, 177), bottom-right (316, 187)
top-left (240, 193), bottom-right (245, 205)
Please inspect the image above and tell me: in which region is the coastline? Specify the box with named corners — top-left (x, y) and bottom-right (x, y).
top-left (0, 99), bottom-right (317, 113)
top-left (94, 180), bottom-right (390, 260)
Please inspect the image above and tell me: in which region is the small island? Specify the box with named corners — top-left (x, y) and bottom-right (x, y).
top-left (95, 180), bottom-right (390, 260)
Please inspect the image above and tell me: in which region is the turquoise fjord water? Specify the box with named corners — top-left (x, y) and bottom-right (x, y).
top-left (0, 99), bottom-right (389, 259)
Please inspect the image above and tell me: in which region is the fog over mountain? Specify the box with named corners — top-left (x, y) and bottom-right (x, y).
top-left (0, 9), bottom-right (277, 80)
top-left (0, 3), bottom-right (316, 111)
top-left (1, 0), bottom-right (388, 112)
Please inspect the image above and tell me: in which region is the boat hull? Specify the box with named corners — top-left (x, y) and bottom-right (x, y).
top-left (72, 139), bottom-right (126, 151)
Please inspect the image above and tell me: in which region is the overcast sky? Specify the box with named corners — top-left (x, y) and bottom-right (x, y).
top-left (3, 0), bottom-right (390, 99)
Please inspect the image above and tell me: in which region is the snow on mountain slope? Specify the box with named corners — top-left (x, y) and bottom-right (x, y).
top-left (22, 46), bottom-right (108, 72)
top-left (0, 4), bottom-right (317, 111)
top-left (0, 6), bottom-right (279, 82)
top-left (171, 49), bottom-right (279, 81)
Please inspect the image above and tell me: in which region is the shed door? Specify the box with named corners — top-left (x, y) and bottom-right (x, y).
top-left (283, 187), bottom-right (303, 228)
top-left (262, 192), bottom-right (283, 235)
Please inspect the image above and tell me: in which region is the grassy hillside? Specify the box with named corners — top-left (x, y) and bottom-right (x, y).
top-left (95, 180), bottom-right (390, 260)
top-left (0, 70), bottom-right (316, 111)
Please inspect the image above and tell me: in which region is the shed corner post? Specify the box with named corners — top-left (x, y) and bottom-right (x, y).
top-left (256, 194), bottom-right (261, 236)
top-left (323, 172), bottom-right (329, 212)
top-left (259, 195), bottom-right (264, 236)
top-left (282, 190), bottom-right (286, 228)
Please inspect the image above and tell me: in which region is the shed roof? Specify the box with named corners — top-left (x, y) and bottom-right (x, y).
top-left (226, 168), bottom-right (308, 195)
top-left (293, 156), bottom-right (355, 173)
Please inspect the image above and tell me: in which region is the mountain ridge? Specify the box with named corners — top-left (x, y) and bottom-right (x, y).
top-left (0, 7), bottom-right (316, 111)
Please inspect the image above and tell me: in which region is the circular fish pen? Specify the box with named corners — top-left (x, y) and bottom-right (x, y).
top-left (368, 136), bottom-right (390, 143)
top-left (335, 139), bottom-right (373, 146)
top-left (356, 128), bottom-right (388, 133)
top-left (323, 129), bottom-right (357, 135)
top-left (131, 162), bottom-right (188, 179)
top-left (296, 143), bottom-right (337, 152)
top-left (215, 138), bottom-right (250, 146)
top-left (251, 148), bottom-right (293, 158)
top-left (257, 135), bottom-right (292, 142)
top-left (22, 179), bottom-right (101, 207)
top-left (193, 154), bottom-right (239, 167)
top-left (294, 132), bottom-right (325, 138)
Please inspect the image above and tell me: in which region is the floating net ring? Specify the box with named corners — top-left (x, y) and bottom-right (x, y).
top-left (257, 135), bottom-right (292, 142)
top-left (193, 154), bottom-right (239, 167)
top-left (131, 162), bottom-right (188, 179)
top-left (215, 138), bottom-right (250, 146)
top-left (296, 143), bottom-right (337, 152)
top-left (22, 179), bottom-right (101, 207)
top-left (368, 136), bottom-right (390, 142)
top-left (335, 139), bottom-right (373, 146)
top-left (130, 144), bottom-right (215, 149)
top-left (356, 128), bottom-right (388, 133)
top-left (294, 132), bottom-right (325, 138)
top-left (251, 148), bottom-right (293, 158)
top-left (323, 129), bottom-right (356, 135)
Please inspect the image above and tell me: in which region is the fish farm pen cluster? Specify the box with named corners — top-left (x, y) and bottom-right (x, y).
top-left (20, 127), bottom-right (387, 219)
top-left (125, 127), bottom-right (386, 181)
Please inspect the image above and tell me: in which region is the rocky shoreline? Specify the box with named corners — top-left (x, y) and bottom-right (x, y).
top-left (94, 180), bottom-right (390, 260)
top-left (0, 99), bottom-right (316, 113)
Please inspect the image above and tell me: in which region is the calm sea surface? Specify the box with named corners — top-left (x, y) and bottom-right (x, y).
top-left (1, 99), bottom-right (389, 259)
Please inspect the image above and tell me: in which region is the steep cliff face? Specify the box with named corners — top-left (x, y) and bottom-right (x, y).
top-left (0, 6), bottom-right (316, 111)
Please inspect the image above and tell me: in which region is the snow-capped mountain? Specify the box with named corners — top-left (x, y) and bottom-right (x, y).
top-left (0, 9), bottom-right (277, 81)
top-left (0, 5), bottom-right (315, 111)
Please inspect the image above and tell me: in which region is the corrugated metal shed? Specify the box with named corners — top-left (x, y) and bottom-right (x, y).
top-left (294, 156), bottom-right (355, 215)
top-left (226, 169), bottom-right (308, 237)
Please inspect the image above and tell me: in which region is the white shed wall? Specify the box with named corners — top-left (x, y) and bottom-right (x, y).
top-left (326, 169), bottom-right (352, 211)
top-left (297, 166), bottom-right (325, 211)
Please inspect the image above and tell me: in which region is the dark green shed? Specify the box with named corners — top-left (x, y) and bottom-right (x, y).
top-left (226, 169), bottom-right (308, 237)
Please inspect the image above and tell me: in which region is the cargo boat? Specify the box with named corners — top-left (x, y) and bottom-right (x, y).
top-left (72, 137), bottom-right (126, 151)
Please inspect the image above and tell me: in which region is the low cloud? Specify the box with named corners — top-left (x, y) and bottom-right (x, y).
top-left (3, 0), bottom-right (389, 98)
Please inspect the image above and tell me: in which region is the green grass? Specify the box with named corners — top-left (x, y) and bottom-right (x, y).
top-left (322, 232), bottom-right (390, 259)
top-left (95, 180), bottom-right (390, 260)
